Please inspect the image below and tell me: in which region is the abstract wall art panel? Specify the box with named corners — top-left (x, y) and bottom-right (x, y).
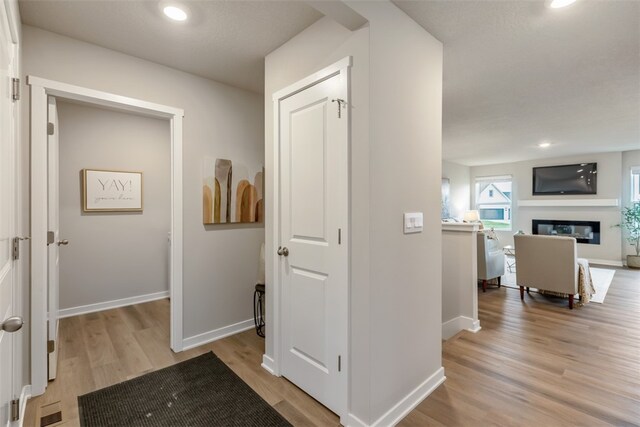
top-left (203, 158), bottom-right (264, 224)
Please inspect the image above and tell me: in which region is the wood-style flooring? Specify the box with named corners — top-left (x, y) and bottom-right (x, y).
top-left (400, 266), bottom-right (640, 427)
top-left (25, 266), bottom-right (640, 426)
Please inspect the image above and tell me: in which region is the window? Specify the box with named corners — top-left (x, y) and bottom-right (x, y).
top-left (475, 175), bottom-right (513, 230)
top-left (632, 167), bottom-right (640, 202)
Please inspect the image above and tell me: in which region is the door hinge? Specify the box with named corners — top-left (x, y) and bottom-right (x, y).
top-left (11, 78), bottom-right (20, 102)
top-left (10, 398), bottom-right (19, 421)
top-left (47, 122), bottom-right (55, 135)
top-left (47, 339), bottom-right (55, 354)
top-left (338, 228), bottom-right (342, 245)
top-left (338, 355), bottom-right (342, 372)
top-left (12, 237), bottom-right (19, 260)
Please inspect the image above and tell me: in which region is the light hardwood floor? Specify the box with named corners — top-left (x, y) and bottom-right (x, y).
top-left (25, 266), bottom-right (639, 426)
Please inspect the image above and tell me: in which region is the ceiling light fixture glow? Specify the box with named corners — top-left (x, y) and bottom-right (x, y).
top-left (163, 5), bottom-right (187, 21)
top-left (547, 0), bottom-right (578, 9)
top-left (538, 142), bottom-right (551, 148)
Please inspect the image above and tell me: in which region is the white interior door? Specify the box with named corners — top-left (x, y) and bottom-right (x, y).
top-left (0, 1), bottom-right (19, 424)
top-left (278, 71), bottom-right (348, 415)
top-left (47, 97), bottom-right (60, 381)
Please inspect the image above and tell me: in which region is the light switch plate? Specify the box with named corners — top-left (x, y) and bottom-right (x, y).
top-left (404, 212), bottom-right (423, 234)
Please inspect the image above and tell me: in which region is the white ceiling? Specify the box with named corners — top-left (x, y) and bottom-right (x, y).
top-left (20, 1), bottom-right (640, 166)
top-left (394, 0), bottom-right (640, 166)
top-left (18, 0), bottom-right (323, 94)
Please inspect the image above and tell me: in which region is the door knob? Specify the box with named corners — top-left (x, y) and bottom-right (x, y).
top-left (57, 239), bottom-right (69, 246)
top-left (277, 246), bottom-right (289, 257)
top-left (1, 316), bottom-right (24, 333)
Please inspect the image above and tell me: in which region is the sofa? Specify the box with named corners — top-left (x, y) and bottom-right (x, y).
top-left (477, 231), bottom-right (505, 292)
top-left (514, 234), bottom-right (580, 309)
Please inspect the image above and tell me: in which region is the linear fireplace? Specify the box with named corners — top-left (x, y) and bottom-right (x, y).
top-left (532, 219), bottom-right (600, 245)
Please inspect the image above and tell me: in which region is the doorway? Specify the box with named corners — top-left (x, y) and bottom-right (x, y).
top-left (272, 57), bottom-right (350, 418)
top-left (29, 77), bottom-right (184, 396)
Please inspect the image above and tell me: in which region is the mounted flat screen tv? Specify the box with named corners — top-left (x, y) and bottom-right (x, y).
top-left (532, 163), bottom-right (597, 195)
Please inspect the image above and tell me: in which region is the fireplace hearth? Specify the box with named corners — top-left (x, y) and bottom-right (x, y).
top-left (532, 219), bottom-right (600, 245)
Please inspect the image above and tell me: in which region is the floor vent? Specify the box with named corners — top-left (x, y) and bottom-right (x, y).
top-left (39, 401), bottom-right (63, 427)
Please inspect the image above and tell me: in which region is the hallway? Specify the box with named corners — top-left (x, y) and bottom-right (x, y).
top-left (24, 299), bottom-right (339, 426)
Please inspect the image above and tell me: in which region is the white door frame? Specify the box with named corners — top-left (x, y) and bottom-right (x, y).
top-left (28, 76), bottom-right (185, 395)
top-left (270, 56), bottom-right (351, 419)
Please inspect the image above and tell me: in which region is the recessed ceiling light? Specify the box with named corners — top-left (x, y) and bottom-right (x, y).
top-left (538, 142), bottom-right (551, 148)
top-left (547, 0), bottom-right (578, 9)
top-left (163, 5), bottom-right (187, 21)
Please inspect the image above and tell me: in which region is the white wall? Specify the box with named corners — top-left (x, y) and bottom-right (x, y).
top-left (356, 2), bottom-right (443, 422)
top-left (442, 160), bottom-right (470, 219)
top-left (622, 150), bottom-right (640, 258)
top-left (21, 26), bottom-right (264, 352)
top-left (57, 102), bottom-right (170, 311)
top-left (470, 152), bottom-right (623, 264)
top-left (266, 1), bottom-right (443, 423)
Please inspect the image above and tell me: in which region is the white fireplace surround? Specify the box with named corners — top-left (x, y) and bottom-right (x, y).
top-left (518, 199), bottom-right (619, 207)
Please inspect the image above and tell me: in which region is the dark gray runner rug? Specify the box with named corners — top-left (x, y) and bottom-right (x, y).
top-left (78, 352), bottom-right (292, 427)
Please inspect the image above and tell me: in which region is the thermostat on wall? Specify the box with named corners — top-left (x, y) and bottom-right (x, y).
top-left (403, 212), bottom-right (423, 234)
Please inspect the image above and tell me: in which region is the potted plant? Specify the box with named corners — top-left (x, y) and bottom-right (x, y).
top-left (621, 202), bottom-right (640, 268)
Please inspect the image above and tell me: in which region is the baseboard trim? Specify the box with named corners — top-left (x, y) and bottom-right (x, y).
top-left (345, 413), bottom-right (369, 427)
top-left (442, 316), bottom-right (481, 340)
top-left (368, 367), bottom-right (446, 427)
top-left (261, 354), bottom-right (277, 376)
top-left (19, 384), bottom-right (32, 427)
top-left (588, 258), bottom-right (624, 267)
top-left (182, 319), bottom-right (255, 351)
top-left (58, 290), bottom-right (169, 318)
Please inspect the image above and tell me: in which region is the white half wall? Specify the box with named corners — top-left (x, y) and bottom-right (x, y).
top-left (21, 26), bottom-right (264, 352)
top-left (57, 101), bottom-right (170, 311)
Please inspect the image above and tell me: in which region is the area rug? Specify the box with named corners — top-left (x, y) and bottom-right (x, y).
top-left (78, 352), bottom-right (291, 427)
top-left (496, 261), bottom-right (615, 304)
top-left (589, 267), bottom-right (615, 303)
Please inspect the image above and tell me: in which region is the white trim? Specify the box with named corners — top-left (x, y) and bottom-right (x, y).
top-left (588, 258), bottom-right (624, 267)
top-left (26, 76), bottom-right (183, 118)
top-left (169, 115), bottom-right (184, 352)
top-left (28, 76), bottom-right (184, 396)
top-left (272, 56), bottom-right (352, 101)
top-left (30, 83), bottom-right (48, 396)
top-left (182, 319), bottom-right (255, 351)
top-left (475, 174), bottom-right (512, 183)
top-left (517, 199), bottom-right (619, 207)
top-left (350, 368), bottom-right (446, 427)
top-left (17, 385), bottom-right (31, 427)
top-left (441, 223), bottom-right (479, 233)
top-left (442, 316), bottom-right (481, 340)
top-left (58, 291), bottom-right (169, 319)
top-left (345, 413), bottom-right (368, 427)
top-left (261, 354), bottom-right (277, 376)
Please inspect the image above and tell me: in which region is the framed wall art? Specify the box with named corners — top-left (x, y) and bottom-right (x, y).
top-left (202, 158), bottom-right (264, 224)
top-left (82, 169), bottom-right (143, 212)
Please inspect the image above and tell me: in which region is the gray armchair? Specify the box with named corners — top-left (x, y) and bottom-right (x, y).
top-left (477, 231), bottom-right (506, 292)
